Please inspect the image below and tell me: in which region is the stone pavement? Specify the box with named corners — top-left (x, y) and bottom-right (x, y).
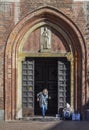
top-left (0, 118), bottom-right (89, 130)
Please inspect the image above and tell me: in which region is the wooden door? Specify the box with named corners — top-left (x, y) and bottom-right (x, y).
top-left (22, 57), bottom-right (70, 117)
top-left (58, 58), bottom-right (70, 112)
top-left (22, 60), bottom-right (34, 117)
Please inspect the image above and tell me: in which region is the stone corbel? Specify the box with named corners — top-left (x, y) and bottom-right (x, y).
top-left (66, 52), bottom-right (73, 61)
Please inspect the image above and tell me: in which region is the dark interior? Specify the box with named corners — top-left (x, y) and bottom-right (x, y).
top-left (34, 58), bottom-right (58, 116)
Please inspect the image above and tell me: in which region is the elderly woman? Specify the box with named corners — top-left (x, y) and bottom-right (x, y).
top-left (37, 89), bottom-right (48, 117)
top-left (63, 103), bottom-right (72, 120)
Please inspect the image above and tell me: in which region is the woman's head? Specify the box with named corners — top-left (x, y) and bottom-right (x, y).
top-left (66, 103), bottom-right (70, 108)
top-left (43, 89), bottom-right (48, 95)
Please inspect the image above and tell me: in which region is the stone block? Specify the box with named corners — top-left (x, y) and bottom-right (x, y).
top-left (0, 110), bottom-right (4, 120)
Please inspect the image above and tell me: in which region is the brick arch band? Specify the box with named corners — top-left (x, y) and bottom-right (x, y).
top-left (5, 6), bottom-right (86, 120)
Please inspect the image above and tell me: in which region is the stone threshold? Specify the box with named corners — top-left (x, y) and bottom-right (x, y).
top-left (22, 116), bottom-right (60, 121)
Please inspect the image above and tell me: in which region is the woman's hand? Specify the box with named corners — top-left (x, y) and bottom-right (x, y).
top-left (48, 96), bottom-right (51, 99)
top-left (37, 98), bottom-right (39, 101)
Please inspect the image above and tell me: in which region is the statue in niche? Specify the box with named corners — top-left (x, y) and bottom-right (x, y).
top-left (41, 27), bottom-right (50, 50)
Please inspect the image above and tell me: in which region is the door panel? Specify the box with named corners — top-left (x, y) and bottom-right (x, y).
top-left (22, 60), bottom-right (34, 117)
top-left (58, 58), bottom-right (70, 112)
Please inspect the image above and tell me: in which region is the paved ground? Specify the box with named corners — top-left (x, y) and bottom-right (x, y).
top-left (0, 118), bottom-right (89, 130)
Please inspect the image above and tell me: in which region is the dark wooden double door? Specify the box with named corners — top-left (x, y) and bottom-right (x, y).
top-left (22, 57), bottom-right (70, 116)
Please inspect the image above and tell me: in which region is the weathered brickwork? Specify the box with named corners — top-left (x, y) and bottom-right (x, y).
top-left (19, 0), bottom-right (72, 19)
top-left (0, 0), bottom-right (88, 120)
top-left (0, 2), bottom-right (15, 113)
top-left (22, 28), bottom-right (67, 53)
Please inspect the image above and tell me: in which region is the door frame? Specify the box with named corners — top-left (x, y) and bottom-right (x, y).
top-left (18, 53), bottom-right (74, 118)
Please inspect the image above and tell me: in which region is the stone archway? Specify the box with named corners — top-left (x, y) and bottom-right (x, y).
top-left (5, 6), bottom-right (86, 120)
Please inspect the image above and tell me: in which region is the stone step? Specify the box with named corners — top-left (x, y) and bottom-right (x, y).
top-left (22, 116), bottom-right (60, 121)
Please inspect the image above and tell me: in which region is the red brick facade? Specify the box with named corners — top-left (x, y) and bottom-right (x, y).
top-left (0, 0), bottom-right (88, 120)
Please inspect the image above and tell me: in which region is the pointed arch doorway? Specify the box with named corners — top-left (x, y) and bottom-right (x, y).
top-left (5, 6), bottom-right (86, 120)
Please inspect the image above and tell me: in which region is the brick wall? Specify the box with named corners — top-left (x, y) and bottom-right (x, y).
top-left (0, 2), bottom-right (15, 119)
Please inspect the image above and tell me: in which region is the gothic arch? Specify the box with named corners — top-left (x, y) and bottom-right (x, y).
top-left (5, 6), bottom-right (86, 120)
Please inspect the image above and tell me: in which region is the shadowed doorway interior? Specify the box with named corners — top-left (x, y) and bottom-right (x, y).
top-left (35, 58), bottom-right (58, 116)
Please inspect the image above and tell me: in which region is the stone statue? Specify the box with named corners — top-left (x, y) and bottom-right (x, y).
top-left (41, 27), bottom-right (49, 50)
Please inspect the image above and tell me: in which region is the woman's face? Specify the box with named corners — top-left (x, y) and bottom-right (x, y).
top-left (43, 89), bottom-right (48, 95)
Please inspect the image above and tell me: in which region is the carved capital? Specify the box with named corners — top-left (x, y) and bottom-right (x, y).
top-left (66, 52), bottom-right (73, 61)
